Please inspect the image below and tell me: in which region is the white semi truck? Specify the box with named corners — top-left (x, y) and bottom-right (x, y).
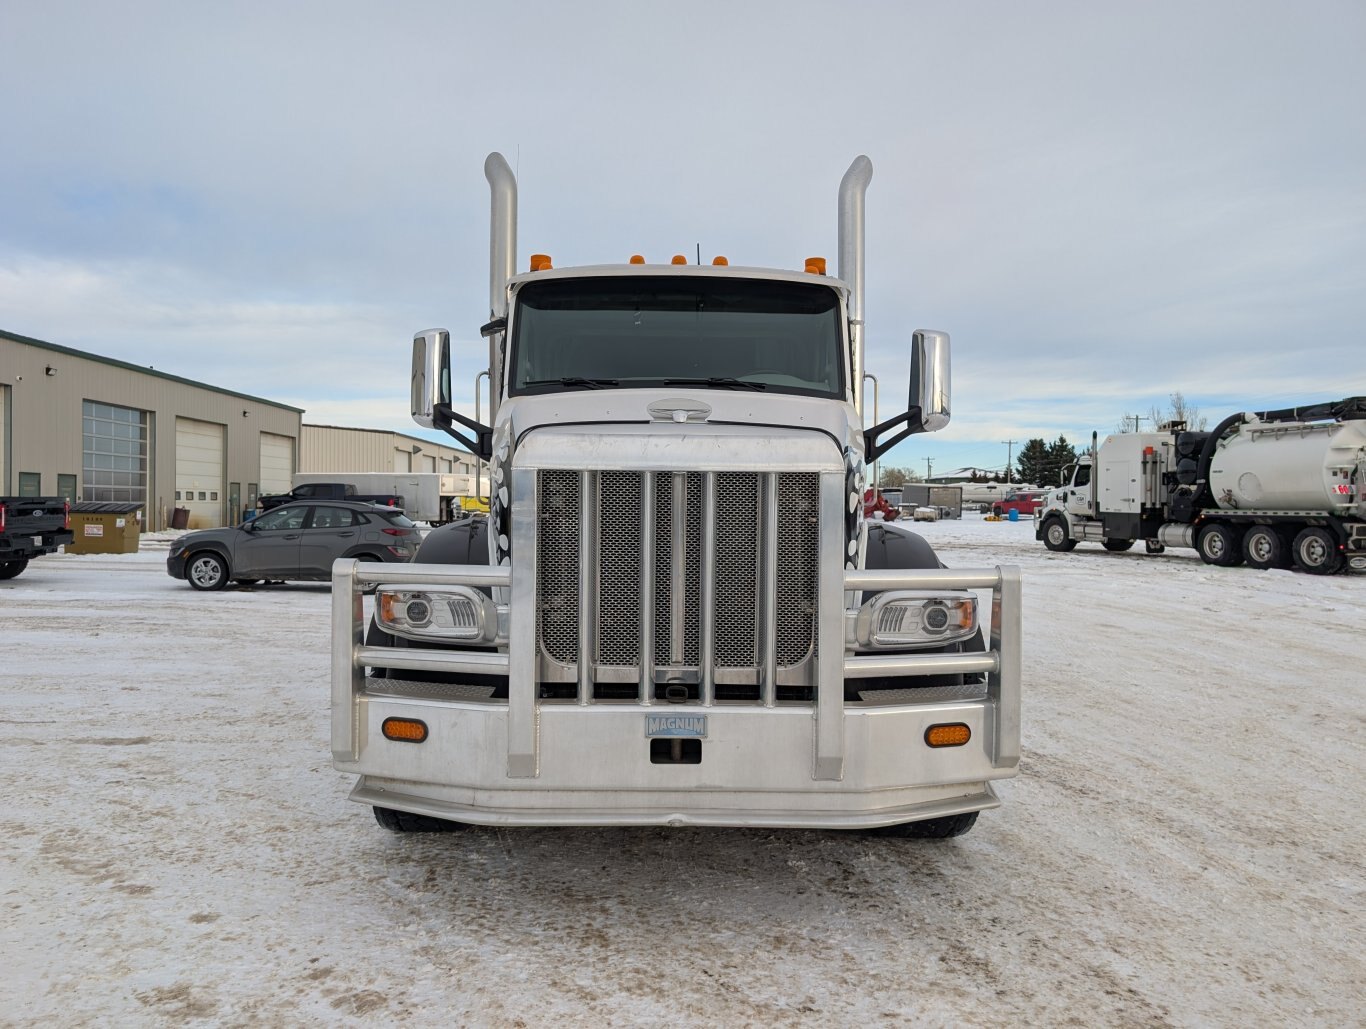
top-left (1035, 398), bottom-right (1366, 574)
top-left (331, 154), bottom-right (1021, 838)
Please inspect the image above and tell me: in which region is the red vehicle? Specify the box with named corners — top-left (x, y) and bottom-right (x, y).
top-left (991, 490), bottom-right (1046, 518)
top-left (863, 488), bottom-right (899, 521)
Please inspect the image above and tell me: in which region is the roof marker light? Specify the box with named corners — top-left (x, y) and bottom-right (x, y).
top-left (629, 255), bottom-right (645, 265)
top-left (671, 254), bottom-right (687, 265)
top-left (712, 256), bottom-right (728, 266)
top-left (805, 257), bottom-right (827, 275)
top-left (530, 254), bottom-right (553, 271)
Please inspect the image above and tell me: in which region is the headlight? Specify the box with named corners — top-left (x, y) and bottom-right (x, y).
top-left (853, 590), bottom-right (978, 649)
top-left (376, 586), bottom-right (499, 644)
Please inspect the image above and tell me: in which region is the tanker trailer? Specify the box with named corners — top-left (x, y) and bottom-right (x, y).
top-left (1035, 396), bottom-right (1366, 574)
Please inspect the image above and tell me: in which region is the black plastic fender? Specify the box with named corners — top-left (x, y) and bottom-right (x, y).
top-left (414, 515), bottom-right (489, 565)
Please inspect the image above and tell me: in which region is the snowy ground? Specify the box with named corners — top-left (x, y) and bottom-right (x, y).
top-left (2, 517), bottom-right (1362, 1026)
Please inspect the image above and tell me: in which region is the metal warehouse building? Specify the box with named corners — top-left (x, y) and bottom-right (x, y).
top-left (302, 424), bottom-right (486, 494)
top-left (2, 330), bottom-right (303, 530)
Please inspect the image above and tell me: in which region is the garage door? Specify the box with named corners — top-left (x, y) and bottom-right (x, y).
top-left (176, 418), bottom-right (225, 529)
top-left (0, 385), bottom-right (8, 492)
top-left (259, 433), bottom-right (295, 496)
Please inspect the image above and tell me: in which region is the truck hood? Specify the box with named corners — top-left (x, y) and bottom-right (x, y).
top-left (501, 388), bottom-right (862, 455)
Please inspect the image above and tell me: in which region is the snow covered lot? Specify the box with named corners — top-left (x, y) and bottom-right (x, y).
top-left (2, 518), bottom-right (1362, 1026)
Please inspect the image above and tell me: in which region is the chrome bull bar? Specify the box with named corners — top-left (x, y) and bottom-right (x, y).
top-left (333, 559), bottom-right (1021, 782)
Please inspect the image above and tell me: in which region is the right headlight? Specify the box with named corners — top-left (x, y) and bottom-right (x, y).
top-left (852, 590), bottom-right (978, 649)
top-left (376, 585), bottom-right (500, 644)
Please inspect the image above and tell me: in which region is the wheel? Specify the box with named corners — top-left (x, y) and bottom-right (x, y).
top-left (0, 558), bottom-right (29, 580)
top-left (869, 811), bottom-right (978, 839)
top-left (355, 554), bottom-right (380, 594)
top-left (1196, 524), bottom-right (1243, 567)
top-left (1042, 518), bottom-right (1077, 552)
top-left (1102, 538), bottom-right (1134, 552)
top-left (1291, 527), bottom-right (1344, 575)
top-left (1243, 526), bottom-right (1292, 570)
top-left (373, 806), bottom-right (468, 833)
top-left (186, 552), bottom-right (229, 591)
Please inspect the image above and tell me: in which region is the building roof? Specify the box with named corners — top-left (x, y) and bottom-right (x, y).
top-left (1, 328), bottom-right (304, 414)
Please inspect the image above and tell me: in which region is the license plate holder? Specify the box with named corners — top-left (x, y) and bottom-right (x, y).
top-left (645, 714), bottom-right (707, 739)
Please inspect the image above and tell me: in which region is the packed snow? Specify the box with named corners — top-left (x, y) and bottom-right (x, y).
top-left (2, 517), bottom-right (1362, 1026)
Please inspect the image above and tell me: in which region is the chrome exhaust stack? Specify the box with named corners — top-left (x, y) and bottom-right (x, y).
top-left (484, 152), bottom-right (518, 424)
top-left (838, 155), bottom-right (873, 417)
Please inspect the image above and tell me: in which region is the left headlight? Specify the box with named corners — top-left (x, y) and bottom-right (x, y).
top-left (376, 586), bottom-right (500, 644)
top-left (853, 590), bottom-right (978, 649)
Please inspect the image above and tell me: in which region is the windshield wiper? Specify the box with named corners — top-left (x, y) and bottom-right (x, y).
top-left (523, 377), bottom-right (619, 390)
top-left (663, 377), bottom-right (767, 391)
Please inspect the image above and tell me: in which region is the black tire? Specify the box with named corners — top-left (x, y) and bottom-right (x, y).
top-left (1243, 525), bottom-right (1291, 570)
top-left (1291, 527), bottom-right (1344, 575)
top-left (1196, 523), bottom-right (1243, 567)
top-left (1102, 538), bottom-right (1134, 552)
top-left (1042, 517), bottom-right (1076, 552)
top-left (186, 552), bottom-right (229, 591)
top-left (0, 558), bottom-right (29, 580)
top-left (869, 811), bottom-right (978, 839)
top-left (373, 806), bottom-right (468, 833)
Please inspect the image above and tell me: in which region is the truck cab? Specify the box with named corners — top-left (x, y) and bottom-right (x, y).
top-left (330, 154), bottom-right (1021, 836)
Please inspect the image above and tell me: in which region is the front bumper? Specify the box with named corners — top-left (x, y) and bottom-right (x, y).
top-left (332, 560), bottom-right (1021, 829)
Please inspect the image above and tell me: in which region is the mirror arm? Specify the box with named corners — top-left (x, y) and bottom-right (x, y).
top-left (433, 403), bottom-right (493, 461)
top-left (864, 406), bottom-right (924, 462)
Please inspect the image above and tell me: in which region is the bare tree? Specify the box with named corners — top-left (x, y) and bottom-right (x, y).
top-left (1149, 391), bottom-right (1207, 431)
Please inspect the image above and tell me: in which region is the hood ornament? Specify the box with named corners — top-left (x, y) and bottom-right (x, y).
top-left (647, 398), bottom-right (712, 424)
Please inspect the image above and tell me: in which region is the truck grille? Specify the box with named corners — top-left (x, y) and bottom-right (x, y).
top-left (536, 470), bottom-right (820, 697)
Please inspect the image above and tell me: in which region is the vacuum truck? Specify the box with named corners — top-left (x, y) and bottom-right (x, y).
top-left (1035, 397), bottom-right (1366, 574)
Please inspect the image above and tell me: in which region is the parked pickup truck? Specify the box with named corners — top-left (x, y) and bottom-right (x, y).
top-left (991, 490), bottom-right (1046, 518)
top-left (257, 482), bottom-right (405, 514)
top-left (0, 497), bottom-right (74, 580)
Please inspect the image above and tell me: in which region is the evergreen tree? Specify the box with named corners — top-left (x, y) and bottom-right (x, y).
top-left (1044, 435), bottom-right (1078, 485)
top-left (1015, 438), bottom-right (1049, 484)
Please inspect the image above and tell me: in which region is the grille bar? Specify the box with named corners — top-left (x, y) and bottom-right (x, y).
top-left (638, 472), bottom-right (655, 704)
top-left (700, 471), bottom-right (717, 706)
top-left (576, 470), bottom-right (596, 703)
top-left (761, 472), bottom-right (779, 707)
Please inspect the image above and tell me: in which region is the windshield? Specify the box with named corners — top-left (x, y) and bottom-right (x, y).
top-left (509, 276), bottom-right (845, 397)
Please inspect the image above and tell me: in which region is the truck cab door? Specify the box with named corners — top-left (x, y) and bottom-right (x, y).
top-left (1066, 463), bottom-right (1093, 519)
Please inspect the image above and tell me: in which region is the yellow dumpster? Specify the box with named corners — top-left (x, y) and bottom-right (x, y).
top-left (67, 503), bottom-right (144, 555)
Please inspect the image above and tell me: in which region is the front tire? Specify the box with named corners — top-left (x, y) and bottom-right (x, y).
top-left (0, 558), bottom-right (29, 580)
top-left (1291, 527), bottom-right (1344, 575)
top-left (373, 806), bottom-right (468, 833)
top-left (1042, 517), bottom-right (1076, 552)
top-left (187, 552), bottom-right (229, 591)
top-left (870, 811), bottom-right (978, 839)
top-left (1196, 523), bottom-right (1243, 567)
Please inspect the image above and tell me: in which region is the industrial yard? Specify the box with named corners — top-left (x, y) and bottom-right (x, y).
top-left (2, 518), bottom-right (1361, 1026)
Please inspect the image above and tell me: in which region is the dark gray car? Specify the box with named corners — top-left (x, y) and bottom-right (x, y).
top-left (167, 501), bottom-right (420, 591)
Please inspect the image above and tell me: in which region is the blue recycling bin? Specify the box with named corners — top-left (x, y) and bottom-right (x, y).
top-left (1008, 509), bottom-right (1019, 522)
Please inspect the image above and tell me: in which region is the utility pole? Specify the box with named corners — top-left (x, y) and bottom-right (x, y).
top-left (1001, 439), bottom-right (1017, 484)
top-left (1126, 415), bottom-right (1147, 433)
top-left (924, 458), bottom-right (934, 482)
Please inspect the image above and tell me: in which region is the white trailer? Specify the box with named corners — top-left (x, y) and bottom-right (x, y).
top-left (293, 472), bottom-right (475, 524)
top-left (1035, 398), bottom-right (1366, 574)
top-left (330, 153), bottom-right (1022, 838)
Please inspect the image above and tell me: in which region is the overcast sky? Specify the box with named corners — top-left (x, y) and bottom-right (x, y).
top-left (2, 1), bottom-right (1362, 476)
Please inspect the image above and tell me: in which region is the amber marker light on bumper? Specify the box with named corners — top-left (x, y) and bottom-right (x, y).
top-left (382, 718), bottom-right (428, 744)
top-left (925, 723), bottom-right (972, 748)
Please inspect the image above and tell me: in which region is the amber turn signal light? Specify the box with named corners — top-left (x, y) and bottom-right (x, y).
top-left (382, 717), bottom-right (429, 743)
top-left (529, 254), bottom-right (553, 271)
top-left (805, 256), bottom-right (827, 274)
top-left (924, 723), bottom-right (971, 748)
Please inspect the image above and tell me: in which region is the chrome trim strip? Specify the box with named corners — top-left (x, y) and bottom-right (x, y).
top-left (350, 562), bottom-right (510, 589)
top-left (330, 558), bottom-right (364, 762)
top-left (577, 470), bottom-right (596, 704)
top-left (638, 472), bottom-right (655, 704)
top-left (507, 466), bottom-right (540, 777)
top-left (670, 471), bottom-right (687, 666)
top-left (814, 471), bottom-right (846, 780)
top-left (844, 652), bottom-right (998, 678)
top-left (760, 473), bottom-right (779, 707)
top-left (990, 565), bottom-right (1022, 769)
top-left (845, 567), bottom-right (1006, 591)
top-left (355, 647), bottom-right (510, 676)
top-left (700, 472), bottom-right (717, 706)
